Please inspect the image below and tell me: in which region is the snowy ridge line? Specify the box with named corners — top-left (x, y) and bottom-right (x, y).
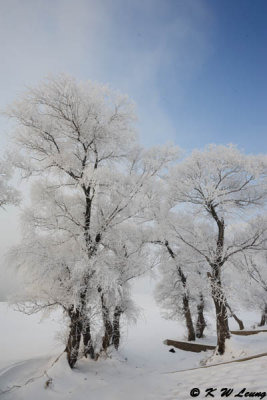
top-left (0, 360), bottom-right (28, 377)
top-left (163, 352), bottom-right (267, 374)
top-left (0, 352), bottom-right (64, 396)
top-left (0, 371), bottom-right (47, 396)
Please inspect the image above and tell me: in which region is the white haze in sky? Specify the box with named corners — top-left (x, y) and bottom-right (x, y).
top-left (0, 0), bottom-right (212, 147)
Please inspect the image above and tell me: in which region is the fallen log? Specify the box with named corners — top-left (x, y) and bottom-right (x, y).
top-left (230, 329), bottom-right (267, 336)
top-left (164, 339), bottom-right (216, 353)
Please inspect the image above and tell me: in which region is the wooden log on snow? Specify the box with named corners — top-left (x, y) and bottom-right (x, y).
top-left (164, 339), bottom-right (216, 353)
top-left (230, 329), bottom-right (267, 336)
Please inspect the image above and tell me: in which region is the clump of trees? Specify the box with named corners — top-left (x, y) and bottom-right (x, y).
top-left (155, 145), bottom-right (267, 354)
top-left (3, 75), bottom-right (267, 367)
top-left (5, 75), bottom-right (178, 368)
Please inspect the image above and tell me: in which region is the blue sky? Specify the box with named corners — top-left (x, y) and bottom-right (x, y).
top-left (0, 0), bottom-right (266, 154)
top-left (0, 0), bottom-right (266, 296)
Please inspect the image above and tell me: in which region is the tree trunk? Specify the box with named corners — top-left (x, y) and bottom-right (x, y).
top-left (196, 294), bottom-right (206, 338)
top-left (208, 271), bottom-right (230, 355)
top-left (231, 312), bottom-right (244, 331)
top-left (83, 317), bottom-right (95, 359)
top-left (65, 308), bottom-right (83, 368)
top-left (164, 241), bottom-right (195, 342)
top-left (226, 303), bottom-right (244, 330)
top-left (112, 306), bottom-right (122, 350)
top-left (259, 312), bottom-right (266, 326)
top-left (258, 304), bottom-right (267, 326)
top-left (100, 293), bottom-right (113, 351)
top-left (207, 205), bottom-right (230, 355)
top-left (183, 293), bottom-right (196, 341)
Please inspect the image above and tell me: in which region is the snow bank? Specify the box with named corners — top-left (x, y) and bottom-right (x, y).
top-left (1, 294), bottom-right (267, 399)
top-left (204, 332), bottom-right (267, 365)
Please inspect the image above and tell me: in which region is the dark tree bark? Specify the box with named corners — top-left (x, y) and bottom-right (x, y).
top-left (196, 294), bottom-right (206, 338)
top-left (258, 304), bottom-right (267, 326)
top-left (226, 303), bottom-right (244, 330)
top-left (83, 317), bottom-right (95, 359)
top-left (259, 313), bottom-right (266, 326)
top-left (66, 282), bottom-right (94, 367)
top-left (182, 294), bottom-right (196, 341)
top-left (112, 306), bottom-right (123, 350)
top-left (100, 291), bottom-right (113, 351)
top-left (207, 203), bottom-right (230, 354)
top-left (65, 307), bottom-right (83, 368)
top-left (164, 241), bottom-right (195, 341)
top-left (65, 184), bottom-right (96, 368)
top-left (208, 270), bottom-right (230, 355)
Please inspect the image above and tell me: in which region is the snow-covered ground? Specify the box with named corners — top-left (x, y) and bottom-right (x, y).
top-left (1, 292), bottom-right (267, 400)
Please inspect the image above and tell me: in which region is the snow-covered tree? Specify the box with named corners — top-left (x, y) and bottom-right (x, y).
top-left (147, 180), bottom-right (210, 341)
top-left (6, 75), bottom-right (179, 368)
top-left (166, 145), bottom-right (267, 354)
top-left (0, 158), bottom-right (20, 209)
top-left (97, 225), bottom-right (158, 350)
top-left (147, 186), bottom-right (210, 341)
top-left (155, 243), bottom-right (210, 341)
top-left (231, 251), bottom-right (267, 327)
